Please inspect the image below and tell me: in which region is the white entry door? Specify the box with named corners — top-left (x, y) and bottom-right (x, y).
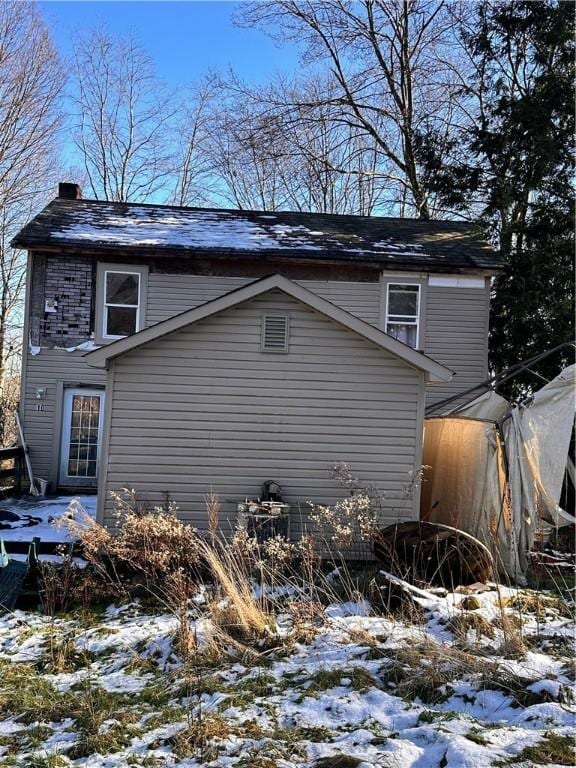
top-left (59, 389), bottom-right (105, 487)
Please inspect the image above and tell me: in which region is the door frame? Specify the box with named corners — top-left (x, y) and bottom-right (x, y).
top-left (58, 387), bottom-right (105, 488)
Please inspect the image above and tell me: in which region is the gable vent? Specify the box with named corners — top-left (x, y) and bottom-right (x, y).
top-left (262, 314), bottom-right (289, 352)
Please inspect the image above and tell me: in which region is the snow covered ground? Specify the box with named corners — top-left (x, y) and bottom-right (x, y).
top-left (0, 580), bottom-right (573, 767)
top-left (0, 495), bottom-right (97, 544)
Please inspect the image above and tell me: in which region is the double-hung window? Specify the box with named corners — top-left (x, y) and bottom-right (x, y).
top-left (96, 263), bottom-right (148, 342)
top-left (103, 270), bottom-right (141, 339)
top-left (386, 283), bottom-right (421, 348)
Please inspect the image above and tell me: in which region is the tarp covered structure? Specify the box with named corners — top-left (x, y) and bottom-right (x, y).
top-left (421, 365), bottom-right (575, 582)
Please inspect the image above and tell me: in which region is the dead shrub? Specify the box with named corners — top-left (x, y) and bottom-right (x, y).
top-left (38, 552), bottom-right (119, 616)
top-left (309, 462), bottom-right (378, 550)
top-left (38, 554), bottom-right (80, 616)
top-left (162, 570), bottom-right (199, 662)
top-left (287, 600), bottom-right (325, 644)
top-left (59, 489), bottom-right (202, 598)
top-left (108, 490), bottom-right (201, 580)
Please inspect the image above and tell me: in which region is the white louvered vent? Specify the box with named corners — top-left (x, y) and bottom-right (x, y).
top-left (262, 314), bottom-right (289, 352)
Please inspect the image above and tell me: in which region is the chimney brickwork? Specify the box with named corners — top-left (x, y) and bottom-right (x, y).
top-left (58, 182), bottom-right (82, 200)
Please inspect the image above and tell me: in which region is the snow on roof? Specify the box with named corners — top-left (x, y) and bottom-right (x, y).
top-left (12, 198), bottom-right (502, 271)
top-left (58, 208), bottom-right (328, 252)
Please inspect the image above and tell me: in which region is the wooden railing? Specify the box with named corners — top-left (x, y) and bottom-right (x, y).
top-left (0, 446), bottom-right (25, 497)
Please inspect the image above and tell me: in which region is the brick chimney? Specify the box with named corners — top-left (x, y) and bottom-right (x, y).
top-left (58, 182), bottom-right (82, 200)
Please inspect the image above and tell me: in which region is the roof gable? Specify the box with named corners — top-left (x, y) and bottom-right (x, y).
top-left (85, 274), bottom-right (453, 382)
top-left (12, 198), bottom-right (501, 272)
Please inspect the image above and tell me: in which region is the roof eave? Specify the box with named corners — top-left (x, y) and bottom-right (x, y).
top-left (15, 239), bottom-right (503, 273)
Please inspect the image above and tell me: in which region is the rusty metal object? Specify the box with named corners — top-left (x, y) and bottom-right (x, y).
top-left (373, 521), bottom-right (494, 588)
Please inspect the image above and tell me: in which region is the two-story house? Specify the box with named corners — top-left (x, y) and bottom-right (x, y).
top-left (12, 183), bottom-right (501, 532)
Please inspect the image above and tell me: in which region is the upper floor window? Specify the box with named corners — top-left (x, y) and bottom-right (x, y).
top-left (103, 270), bottom-right (141, 338)
top-left (386, 283), bottom-right (420, 348)
top-left (96, 263), bottom-right (148, 342)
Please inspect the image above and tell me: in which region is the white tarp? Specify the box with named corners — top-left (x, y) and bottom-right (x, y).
top-left (504, 364), bottom-right (575, 576)
top-left (422, 417), bottom-right (517, 576)
top-left (446, 389), bottom-right (510, 421)
top-left (422, 365), bottom-right (575, 582)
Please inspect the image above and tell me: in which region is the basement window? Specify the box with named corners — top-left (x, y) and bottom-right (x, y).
top-left (386, 283), bottom-right (421, 348)
top-left (262, 314), bottom-right (289, 353)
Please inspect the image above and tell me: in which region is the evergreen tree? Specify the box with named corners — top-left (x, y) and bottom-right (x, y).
top-left (421, 0), bottom-right (574, 398)
top-left (477, 1), bottom-right (574, 397)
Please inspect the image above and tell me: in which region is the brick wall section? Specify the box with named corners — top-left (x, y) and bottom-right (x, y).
top-left (28, 254), bottom-right (46, 346)
top-left (29, 253), bottom-right (94, 347)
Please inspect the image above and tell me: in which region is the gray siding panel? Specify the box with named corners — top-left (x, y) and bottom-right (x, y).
top-left (22, 349), bottom-right (106, 485)
top-left (424, 283), bottom-right (490, 408)
top-left (21, 262), bottom-right (489, 497)
top-left (103, 290), bottom-right (423, 534)
top-left (147, 274), bottom-right (381, 327)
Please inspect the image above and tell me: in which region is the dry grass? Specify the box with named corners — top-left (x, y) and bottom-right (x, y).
top-left (205, 488), bottom-right (220, 547)
top-left (498, 614), bottom-right (528, 658)
top-left (199, 540), bottom-right (272, 639)
top-left (501, 732), bottom-right (576, 765)
top-left (449, 612), bottom-right (495, 642)
top-left (170, 713), bottom-right (231, 760)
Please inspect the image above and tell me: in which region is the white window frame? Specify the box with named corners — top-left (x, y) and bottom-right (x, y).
top-left (385, 282), bottom-right (421, 349)
top-left (102, 269), bottom-right (142, 340)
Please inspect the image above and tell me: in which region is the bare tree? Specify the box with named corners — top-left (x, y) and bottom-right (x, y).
top-left (238, 0), bottom-right (462, 219)
top-left (172, 78), bottom-right (220, 207)
top-left (208, 96), bottom-right (289, 211)
top-left (206, 72), bottom-right (386, 214)
top-left (264, 75), bottom-right (388, 214)
top-left (0, 1), bottom-right (63, 443)
top-left (71, 28), bottom-right (176, 202)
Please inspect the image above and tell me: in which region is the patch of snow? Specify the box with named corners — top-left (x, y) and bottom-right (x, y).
top-left (0, 719), bottom-right (26, 735)
top-left (98, 670), bottom-right (154, 693)
top-left (0, 494), bottom-right (97, 543)
top-left (325, 600), bottom-right (372, 618)
top-left (62, 340), bottom-right (101, 353)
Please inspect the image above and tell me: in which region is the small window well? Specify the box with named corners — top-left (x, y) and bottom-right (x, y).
top-left (262, 314), bottom-right (289, 353)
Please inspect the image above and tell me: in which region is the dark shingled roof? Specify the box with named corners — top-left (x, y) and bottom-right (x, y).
top-left (12, 197), bottom-right (502, 271)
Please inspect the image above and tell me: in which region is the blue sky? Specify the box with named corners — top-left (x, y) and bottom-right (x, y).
top-left (41, 1), bottom-right (301, 86)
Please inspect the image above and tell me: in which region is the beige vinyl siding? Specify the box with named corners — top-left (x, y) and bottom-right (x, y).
top-left (102, 290), bottom-right (424, 536)
top-left (147, 274), bottom-right (381, 327)
top-left (21, 348), bottom-right (106, 485)
top-left (424, 282), bottom-right (490, 408)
